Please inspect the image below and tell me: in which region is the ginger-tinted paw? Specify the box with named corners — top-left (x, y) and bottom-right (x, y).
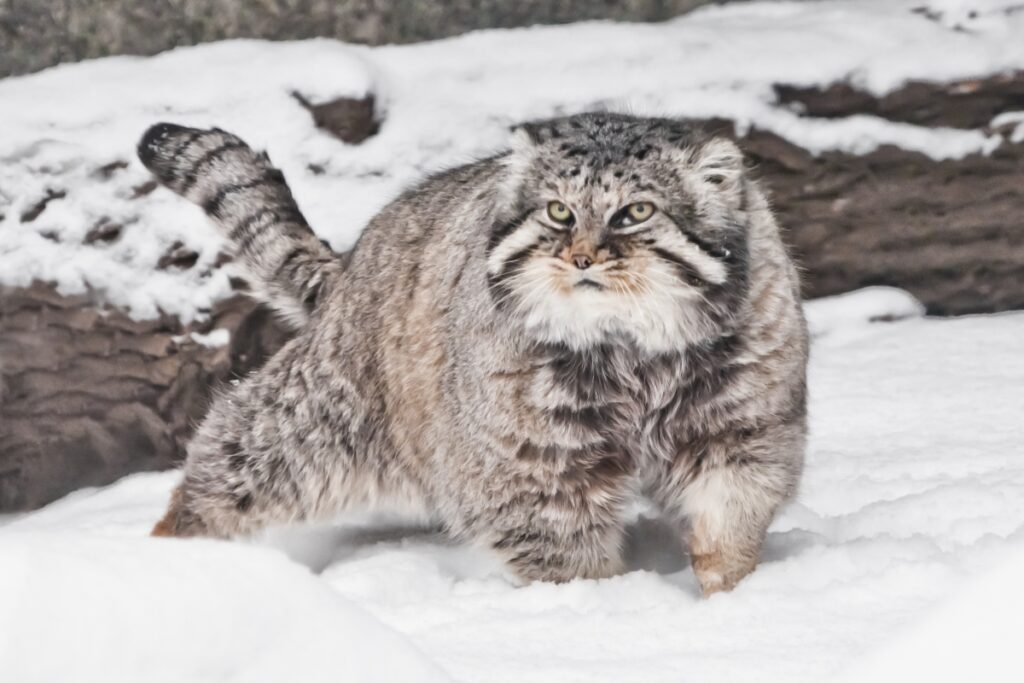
top-left (692, 551), bottom-right (755, 597)
top-left (150, 486), bottom-right (210, 538)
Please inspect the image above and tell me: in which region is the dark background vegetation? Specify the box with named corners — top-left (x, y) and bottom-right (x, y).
top-left (1, 0), bottom-right (725, 77)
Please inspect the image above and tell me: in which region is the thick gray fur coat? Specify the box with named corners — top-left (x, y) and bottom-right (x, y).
top-left (139, 113), bottom-right (807, 594)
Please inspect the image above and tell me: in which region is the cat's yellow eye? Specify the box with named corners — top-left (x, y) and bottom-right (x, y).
top-left (547, 201), bottom-right (573, 224)
top-left (626, 202), bottom-right (656, 223)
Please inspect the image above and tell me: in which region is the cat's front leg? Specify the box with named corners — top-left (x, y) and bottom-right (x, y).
top-left (492, 517), bottom-right (627, 583)
top-left (479, 466), bottom-right (631, 583)
top-left (681, 465), bottom-right (782, 596)
top-left (656, 426), bottom-right (804, 596)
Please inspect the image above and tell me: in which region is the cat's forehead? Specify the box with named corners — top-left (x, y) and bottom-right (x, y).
top-left (520, 113), bottom-right (704, 189)
top-left (526, 114), bottom-right (699, 156)
top-left (538, 164), bottom-right (651, 213)
top-left (522, 115), bottom-right (697, 202)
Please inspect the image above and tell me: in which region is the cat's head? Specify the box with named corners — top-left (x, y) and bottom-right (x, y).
top-left (487, 113), bottom-right (751, 353)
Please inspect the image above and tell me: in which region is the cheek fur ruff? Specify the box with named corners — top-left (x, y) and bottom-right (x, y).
top-left (505, 253), bottom-right (724, 353)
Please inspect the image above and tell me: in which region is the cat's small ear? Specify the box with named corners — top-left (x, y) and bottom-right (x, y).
top-left (506, 124), bottom-right (542, 172)
top-left (501, 125), bottom-right (540, 208)
top-left (693, 137), bottom-right (745, 195)
top-left (509, 122), bottom-right (547, 148)
top-left (509, 125), bottom-right (538, 155)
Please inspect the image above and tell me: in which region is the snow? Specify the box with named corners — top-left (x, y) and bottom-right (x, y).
top-left (804, 286), bottom-right (927, 339)
top-left (3, 0), bottom-right (1024, 320)
top-left (992, 111), bottom-right (1024, 143)
top-left (841, 548), bottom-right (1024, 682)
top-left (0, 532), bottom-right (452, 683)
top-left (3, 288), bottom-right (1023, 682)
top-left (189, 328), bottom-right (232, 348)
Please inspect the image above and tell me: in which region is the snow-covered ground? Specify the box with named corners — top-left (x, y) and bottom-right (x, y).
top-left (3, 287), bottom-right (1023, 682)
top-left (2, 0), bottom-right (1024, 320)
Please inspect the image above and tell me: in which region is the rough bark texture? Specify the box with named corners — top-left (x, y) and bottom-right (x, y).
top-left (0, 0), bottom-right (730, 78)
top-left (0, 284), bottom-right (292, 511)
top-left (754, 132), bottom-right (1024, 315)
top-left (2, 72), bottom-right (1023, 511)
top-left (755, 72), bottom-right (1024, 314)
top-left (765, 135), bottom-right (1019, 315)
top-left (774, 71), bottom-right (1024, 130)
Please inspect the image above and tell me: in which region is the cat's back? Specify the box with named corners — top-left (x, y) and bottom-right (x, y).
top-left (341, 156), bottom-right (507, 295)
top-left (316, 156), bottom-right (508, 454)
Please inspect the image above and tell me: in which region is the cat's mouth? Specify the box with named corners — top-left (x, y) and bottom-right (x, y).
top-left (574, 278), bottom-right (604, 290)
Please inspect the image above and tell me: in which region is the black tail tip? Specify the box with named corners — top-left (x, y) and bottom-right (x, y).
top-left (137, 122), bottom-right (192, 169)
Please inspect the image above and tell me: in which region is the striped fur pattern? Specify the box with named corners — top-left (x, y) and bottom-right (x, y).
top-left (142, 113), bottom-right (808, 594)
top-left (138, 123), bottom-right (341, 326)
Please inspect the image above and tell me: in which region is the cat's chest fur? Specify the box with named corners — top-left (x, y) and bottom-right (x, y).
top-left (514, 341), bottom-right (720, 468)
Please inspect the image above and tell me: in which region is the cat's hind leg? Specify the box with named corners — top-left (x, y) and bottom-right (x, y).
top-left (152, 338), bottom-right (387, 540)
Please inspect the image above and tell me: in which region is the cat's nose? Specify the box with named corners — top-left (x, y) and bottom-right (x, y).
top-left (571, 253), bottom-right (593, 270)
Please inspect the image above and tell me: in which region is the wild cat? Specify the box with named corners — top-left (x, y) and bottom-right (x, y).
top-left (138, 113), bottom-right (807, 595)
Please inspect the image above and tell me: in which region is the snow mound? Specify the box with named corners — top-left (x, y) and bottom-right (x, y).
top-left (3, 0), bottom-right (1024, 320)
top-left (805, 286), bottom-right (926, 339)
top-left (3, 288), bottom-right (1023, 681)
top-left (0, 531), bottom-right (450, 683)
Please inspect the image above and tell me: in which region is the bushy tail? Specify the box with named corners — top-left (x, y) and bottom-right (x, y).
top-left (138, 123), bottom-right (341, 326)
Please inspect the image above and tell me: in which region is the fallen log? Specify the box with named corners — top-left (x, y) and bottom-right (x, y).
top-left (741, 126), bottom-right (1024, 314)
top-left (0, 284), bottom-right (291, 511)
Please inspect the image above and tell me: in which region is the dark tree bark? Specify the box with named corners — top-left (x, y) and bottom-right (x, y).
top-left (747, 72), bottom-right (1024, 314)
top-left (0, 284), bottom-right (291, 511)
top-left (729, 127), bottom-right (1024, 315)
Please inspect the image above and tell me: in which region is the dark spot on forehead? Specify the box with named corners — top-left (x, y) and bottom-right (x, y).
top-left (517, 113), bottom-right (715, 207)
top-left (536, 113), bottom-right (700, 159)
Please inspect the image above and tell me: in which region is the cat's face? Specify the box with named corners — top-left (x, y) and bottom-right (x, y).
top-left (487, 114), bottom-right (750, 353)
